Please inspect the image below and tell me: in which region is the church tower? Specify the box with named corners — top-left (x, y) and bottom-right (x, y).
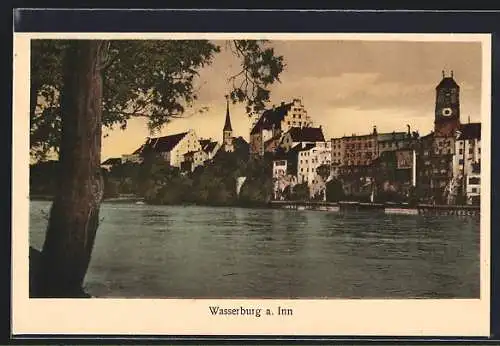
top-left (223, 97), bottom-right (234, 152)
top-left (434, 70), bottom-right (461, 137)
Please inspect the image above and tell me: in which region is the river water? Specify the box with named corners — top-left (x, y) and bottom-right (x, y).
top-left (29, 200), bottom-right (480, 299)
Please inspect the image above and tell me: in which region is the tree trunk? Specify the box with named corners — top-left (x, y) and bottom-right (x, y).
top-left (35, 41), bottom-right (105, 298)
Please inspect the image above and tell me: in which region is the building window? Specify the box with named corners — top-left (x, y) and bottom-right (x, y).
top-left (469, 148), bottom-right (473, 154)
top-left (469, 177), bottom-right (480, 185)
top-left (459, 159), bottom-right (464, 164)
top-left (459, 149), bottom-right (463, 154)
top-left (472, 188), bottom-right (478, 193)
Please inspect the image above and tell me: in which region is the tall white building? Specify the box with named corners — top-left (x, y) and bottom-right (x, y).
top-left (297, 142), bottom-right (332, 197)
top-left (453, 122), bottom-right (481, 204)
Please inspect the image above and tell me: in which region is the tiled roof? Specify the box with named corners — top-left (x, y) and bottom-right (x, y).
top-left (132, 144), bottom-right (145, 155)
top-left (143, 132), bottom-right (188, 153)
top-left (183, 150), bottom-right (198, 157)
top-left (436, 76), bottom-right (459, 89)
top-left (233, 136), bottom-right (248, 146)
top-left (202, 141), bottom-right (219, 153)
top-left (101, 158), bottom-right (122, 165)
top-left (457, 122), bottom-right (481, 140)
top-left (250, 102), bottom-right (293, 135)
top-left (199, 139), bottom-right (211, 147)
top-left (296, 143), bottom-right (316, 152)
top-left (287, 126), bottom-right (325, 142)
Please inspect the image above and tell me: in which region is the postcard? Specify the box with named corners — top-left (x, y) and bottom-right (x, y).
top-left (12, 31), bottom-right (491, 337)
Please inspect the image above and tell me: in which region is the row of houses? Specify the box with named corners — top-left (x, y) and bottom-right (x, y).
top-left (102, 99), bottom-right (248, 173)
top-left (248, 71), bottom-right (481, 205)
top-left (102, 70), bottom-right (482, 205)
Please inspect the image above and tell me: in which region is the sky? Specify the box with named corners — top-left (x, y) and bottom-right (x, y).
top-left (101, 39), bottom-right (483, 160)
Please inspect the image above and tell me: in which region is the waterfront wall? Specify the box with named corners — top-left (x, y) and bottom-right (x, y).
top-left (269, 200), bottom-right (480, 216)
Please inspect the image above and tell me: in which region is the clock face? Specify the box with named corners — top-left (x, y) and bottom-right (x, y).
top-left (441, 107), bottom-right (453, 117)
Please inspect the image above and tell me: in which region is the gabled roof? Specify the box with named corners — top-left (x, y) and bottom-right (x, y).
top-left (233, 136), bottom-right (248, 146)
top-left (199, 139), bottom-right (211, 147)
top-left (296, 143), bottom-right (316, 152)
top-left (143, 132), bottom-right (188, 153)
top-left (286, 126), bottom-right (325, 142)
top-left (250, 102), bottom-right (293, 135)
top-left (436, 76), bottom-right (459, 90)
top-left (457, 122), bottom-right (481, 140)
top-left (202, 141), bottom-right (219, 153)
top-left (183, 150), bottom-right (199, 158)
top-left (101, 158), bottom-right (122, 165)
top-left (132, 144), bottom-right (145, 155)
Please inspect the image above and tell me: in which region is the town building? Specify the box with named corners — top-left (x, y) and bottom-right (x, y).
top-left (416, 70), bottom-right (469, 204)
top-left (272, 145), bottom-right (301, 200)
top-left (182, 150), bottom-right (207, 172)
top-left (377, 126), bottom-right (417, 156)
top-left (199, 139), bottom-right (221, 161)
top-left (343, 130), bottom-right (378, 167)
top-left (249, 98), bottom-right (312, 156)
top-left (134, 129), bottom-right (202, 168)
top-left (453, 121), bottom-right (481, 204)
top-left (295, 142), bottom-right (332, 197)
top-left (101, 157), bottom-right (123, 171)
top-left (280, 126), bottom-right (325, 152)
top-left (330, 137), bottom-right (345, 177)
top-left (122, 145), bottom-right (145, 164)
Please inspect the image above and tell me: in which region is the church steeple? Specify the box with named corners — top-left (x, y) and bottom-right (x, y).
top-left (223, 96), bottom-right (234, 152)
top-left (223, 97), bottom-right (232, 132)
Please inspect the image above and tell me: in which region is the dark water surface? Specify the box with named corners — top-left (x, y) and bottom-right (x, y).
top-left (29, 200), bottom-right (480, 298)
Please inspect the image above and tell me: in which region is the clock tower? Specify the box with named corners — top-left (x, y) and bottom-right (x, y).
top-left (434, 70), bottom-right (460, 137)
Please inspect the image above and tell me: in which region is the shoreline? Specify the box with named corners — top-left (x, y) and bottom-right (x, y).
top-left (30, 196), bottom-right (480, 216)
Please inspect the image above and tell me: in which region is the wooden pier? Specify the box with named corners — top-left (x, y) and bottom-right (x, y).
top-left (269, 200), bottom-right (480, 216)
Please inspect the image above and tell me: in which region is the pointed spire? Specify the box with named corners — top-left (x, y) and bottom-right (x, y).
top-left (223, 95), bottom-right (232, 132)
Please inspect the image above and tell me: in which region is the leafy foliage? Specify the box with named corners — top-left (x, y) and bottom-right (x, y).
top-left (316, 164), bottom-right (331, 182)
top-left (30, 40), bottom-right (285, 161)
top-left (290, 183), bottom-right (309, 201)
top-left (325, 179), bottom-right (345, 202)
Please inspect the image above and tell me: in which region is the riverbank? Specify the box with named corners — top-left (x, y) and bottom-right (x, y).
top-left (30, 194), bottom-right (271, 209)
top-left (29, 195), bottom-right (480, 216)
top-left (269, 200), bottom-right (480, 216)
